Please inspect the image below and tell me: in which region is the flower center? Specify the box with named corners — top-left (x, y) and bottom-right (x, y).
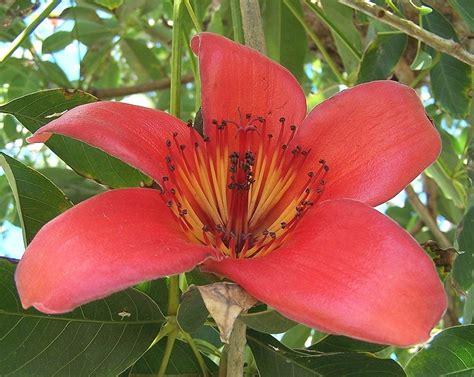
top-left (160, 115), bottom-right (328, 258)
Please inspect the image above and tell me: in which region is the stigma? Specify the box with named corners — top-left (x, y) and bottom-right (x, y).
top-left (160, 114), bottom-right (328, 259)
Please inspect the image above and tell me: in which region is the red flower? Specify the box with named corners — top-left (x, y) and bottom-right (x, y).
top-left (16, 33), bottom-right (446, 346)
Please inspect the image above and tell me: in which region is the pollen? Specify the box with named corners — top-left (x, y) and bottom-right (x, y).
top-left (160, 114), bottom-right (328, 258)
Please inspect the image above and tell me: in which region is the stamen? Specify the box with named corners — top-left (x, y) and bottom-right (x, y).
top-left (160, 113), bottom-right (329, 259)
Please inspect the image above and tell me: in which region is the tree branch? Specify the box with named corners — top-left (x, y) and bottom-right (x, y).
top-left (405, 184), bottom-right (451, 249)
top-left (89, 74), bottom-right (194, 99)
top-left (338, 0), bottom-right (474, 66)
top-left (240, 0), bottom-right (266, 54)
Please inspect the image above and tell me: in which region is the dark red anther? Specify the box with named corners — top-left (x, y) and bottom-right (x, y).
top-left (281, 222), bottom-right (287, 229)
top-left (166, 200), bottom-right (172, 207)
top-left (319, 159), bottom-right (326, 164)
top-left (290, 125), bottom-right (297, 131)
top-left (180, 144), bottom-right (186, 151)
top-left (307, 171), bottom-right (314, 177)
top-left (163, 176), bottom-right (169, 181)
top-left (172, 132), bottom-right (178, 137)
top-left (323, 165), bottom-right (329, 171)
top-left (279, 117), bottom-right (285, 123)
top-left (166, 140), bottom-right (172, 147)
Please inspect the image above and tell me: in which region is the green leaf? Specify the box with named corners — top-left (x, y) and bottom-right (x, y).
top-left (240, 308), bottom-right (296, 334)
top-left (247, 330), bottom-right (406, 377)
top-left (0, 260), bottom-right (165, 376)
top-left (95, 0), bottom-right (124, 10)
top-left (0, 89), bottom-right (152, 188)
top-left (0, 153), bottom-right (73, 246)
top-left (357, 32), bottom-right (407, 83)
top-left (406, 325), bottom-right (474, 377)
top-left (41, 31), bottom-right (74, 54)
top-left (448, 0), bottom-right (474, 32)
top-left (409, 50), bottom-right (433, 70)
top-left (453, 206), bottom-right (474, 291)
top-left (134, 278), bottom-right (169, 314)
top-left (320, 0), bottom-right (363, 74)
top-left (424, 9), bottom-right (471, 118)
top-left (120, 38), bottom-right (164, 81)
top-left (281, 324), bottom-right (313, 348)
top-left (310, 335), bottom-right (387, 353)
top-left (261, 0), bottom-right (307, 82)
top-left (126, 337), bottom-right (218, 376)
top-left (38, 167), bottom-right (106, 204)
top-left (37, 60), bottom-right (72, 87)
top-left (176, 287), bottom-right (209, 333)
top-left (73, 20), bottom-right (116, 46)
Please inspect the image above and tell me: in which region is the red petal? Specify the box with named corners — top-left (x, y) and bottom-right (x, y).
top-left (297, 81), bottom-right (441, 206)
top-left (28, 102), bottom-right (189, 181)
top-left (191, 33), bottom-right (306, 142)
top-left (15, 189), bottom-right (216, 314)
top-left (203, 199), bottom-right (446, 346)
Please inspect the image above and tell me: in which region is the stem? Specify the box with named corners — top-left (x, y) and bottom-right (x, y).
top-left (157, 329), bottom-right (178, 377)
top-left (304, 0), bottom-right (362, 61)
top-left (184, 0), bottom-right (202, 32)
top-left (230, 0), bottom-right (244, 44)
top-left (239, 0), bottom-right (266, 54)
top-left (219, 320), bottom-right (247, 377)
top-left (167, 276), bottom-right (180, 316)
top-left (338, 0), bottom-right (474, 66)
top-left (405, 184), bottom-right (451, 249)
top-left (170, 0), bottom-right (184, 118)
top-left (284, 0), bottom-right (346, 84)
top-left (0, 0), bottom-right (61, 66)
top-left (182, 332), bottom-right (209, 377)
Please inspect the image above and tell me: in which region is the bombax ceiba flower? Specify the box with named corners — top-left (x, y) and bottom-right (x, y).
top-left (16, 33), bottom-right (446, 346)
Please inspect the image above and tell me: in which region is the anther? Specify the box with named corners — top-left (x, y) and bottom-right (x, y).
top-left (279, 117), bottom-right (285, 123)
top-left (281, 222), bottom-right (287, 229)
top-left (163, 176), bottom-right (169, 181)
top-left (172, 132), bottom-right (178, 137)
top-left (166, 200), bottom-right (172, 207)
top-left (307, 171), bottom-right (314, 177)
top-left (166, 140), bottom-right (171, 147)
top-left (180, 144), bottom-right (186, 151)
top-left (323, 165), bottom-right (329, 172)
top-left (319, 159), bottom-right (326, 164)
top-left (290, 125), bottom-right (297, 131)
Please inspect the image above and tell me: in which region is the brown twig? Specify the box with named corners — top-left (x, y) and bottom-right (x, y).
top-left (89, 74), bottom-right (194, 99)
top-left (239, 0), bottom-right (266, 54)
top-left (405, 184), bottom-right (451, 249)
top-left (338, 0), bottom-right (474, 66)
top-left (219, 320), bottom-right (247, 377)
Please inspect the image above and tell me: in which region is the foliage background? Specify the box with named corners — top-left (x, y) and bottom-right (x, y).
top-left (0, 0), bottom-right (472, 376)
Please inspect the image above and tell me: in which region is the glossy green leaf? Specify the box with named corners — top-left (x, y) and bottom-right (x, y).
top-left (248, 330), bottom-right (405, 377)
top-left (261, 0), bottom-right (307, 82)
top-left (41, 31), bottom-right (73, 54)
top-left (357, 32), bottom-right (407, 83)
top-left (135, 278), bottom-right (169, 314)
top-left (320, 0), bottom-right (363, 74)
top-left (126, 337), bottom-right (218, 376)
top-left (424, 9), bottom-right (471, 118)
top-left (409, 50), bottom-right (433, 70)
top-left (453, 206), bottom-right (474, 291)
top-left (281, 324), bottom-right (313, 348)
top-left (38, 167), bottom-right (106, 204)
top-left (406, 325), bottom-right (474, 377)
top-left (310, 335), bottom-right (387, 354)
top-left (240, 308), bottom-right (296, 334)
top-left (0, 153), bottom-right (73, 245)
top-left (0, 260), bottom-right (165, 377)
top-left (448, 0), bottom-right (474, 32)
top-left (176, 287), bottom-right (209, 333)
top-left (0, 89), bottom-right (152, 188)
